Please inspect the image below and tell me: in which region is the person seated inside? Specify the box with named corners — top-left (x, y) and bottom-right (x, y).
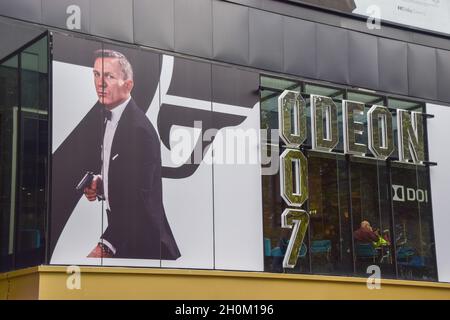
top-left (353, 220), bottom-right (379, 243)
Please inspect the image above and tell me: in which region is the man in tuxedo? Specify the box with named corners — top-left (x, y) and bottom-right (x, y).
top-left (83, 49), bottom-right (180, 260)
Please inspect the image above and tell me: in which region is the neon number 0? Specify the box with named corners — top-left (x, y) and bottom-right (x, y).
top-left (278, 91), bottom-right (310, 269)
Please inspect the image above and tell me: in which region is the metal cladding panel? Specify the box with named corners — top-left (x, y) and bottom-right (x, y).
top-left (316, 24), bottom-right (350, 85)
top-left (437, 49), bottom-right (450, 103)
top-left (134, 0), bottom-right (174, 51)
top-left (348, 31), bottom-right (379, 90)
top-left (90, 0), bottom-right (133, 43)
top-left (249, 8), bottom-right (283, 72)
top-left (174, 0), bottom-right (213, 58)
top-left (0, 20), bottom-right (44, 60)
top-left (42, 0), bottom-right (90, 33)
top-left (408, 43), bottom-right (438, 101)
top-left (283, 16), bottom-right (317, 79)
top-left (378, 37), bottom-right (408, 96)
top-left (0, 0), bottom-right (42, 23)
top-left (213, 0), bottom-right (249, 66)
top-left (212, 64), bottom-right (259, 108)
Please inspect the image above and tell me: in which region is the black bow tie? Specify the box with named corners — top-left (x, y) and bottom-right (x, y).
top-left (103, 109), bottom-right (112, 121)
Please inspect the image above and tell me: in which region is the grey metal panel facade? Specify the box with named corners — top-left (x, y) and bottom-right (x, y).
top-left (378, 38), bottom-right (408, 96)
top-left (174, 0), bottom-right (213, 58)
top-left (249, 8), bottom-right (283, 72)
top-left (42, 0), bottom-right (90, 33)
top-left (316, 24), bottom-right (349, 85)
top-left (283, 16), bottom-right (316, 79)
top-left (437, 49), bottom-right (450, 103)
top-left (0, 19), bottom-right (44, 60)
top-left (0, 0), bottom-right (41, 23)
top-left (212, 0), bottom-right (249, 66)
top-left (348, 31), bottom-right (378, 90)
top-left (90, 0), bottom-right (133, 43)
top-left (408, 44), bottom-right (438, 101)
top-left (134, 0), bottom-right (174, 51)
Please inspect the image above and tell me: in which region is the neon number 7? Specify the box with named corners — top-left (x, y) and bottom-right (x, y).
top-left (281, 209), bottom-right (310, 268)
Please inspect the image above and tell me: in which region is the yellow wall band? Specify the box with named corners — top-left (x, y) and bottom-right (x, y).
top-left (1, 266), bottom-right (450, 300)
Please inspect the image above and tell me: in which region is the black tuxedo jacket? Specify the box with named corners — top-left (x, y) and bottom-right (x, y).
top-left (97, 98), bottom-right (180, 259)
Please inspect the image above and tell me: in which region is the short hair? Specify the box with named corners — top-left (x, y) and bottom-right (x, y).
top-left (361, 220), bottom-right (370, 228)
top-left (93, 49), bottom-right (134, 81)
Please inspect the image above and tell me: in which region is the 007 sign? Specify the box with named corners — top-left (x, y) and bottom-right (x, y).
top-left (277, 90), bottom-right (429, 269)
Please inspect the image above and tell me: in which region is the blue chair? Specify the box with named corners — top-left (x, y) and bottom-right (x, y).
top-left (264, 238), bottom-right (272, 257)
top-left (310, 240), bottom-right (331, 261)
top-left (266, 239), bottom-right (307, 259)
top-left (299, 243), bottom-right (308, 258)
top-left (355, 243), bottom-right (378, 262)
top-left (271, 246), bottom-right (284, 257)
top-left (397, 246), bottom-right (415, 261)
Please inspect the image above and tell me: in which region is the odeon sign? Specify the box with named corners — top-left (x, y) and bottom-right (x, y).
top-left (277, 90), bottom-right (427, 269)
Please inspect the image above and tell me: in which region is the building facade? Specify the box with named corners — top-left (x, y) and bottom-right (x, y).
top-left (1, 0), bottom-right (450, 299)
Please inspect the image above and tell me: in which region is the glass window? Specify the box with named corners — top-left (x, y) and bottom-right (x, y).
top-left (15, 36), bottom-right (49, 269)
top-left (0, 55), bottom-right (18, 272)
top-left (261, 75), bottom-right (437, 281)
top-left (0, 34), bottom-right (49, 272)
top-left (308, 151), bottom-right (353, 276)
top-left (347, 91), bottom-right (385, 106)
top-left (351, 157), bottom-right (395, 279)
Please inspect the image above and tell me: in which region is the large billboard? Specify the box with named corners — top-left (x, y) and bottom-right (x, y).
top-left (289, 0), bottom-right (450, 35)
top-left (50, 33), bottom-right (264, 270)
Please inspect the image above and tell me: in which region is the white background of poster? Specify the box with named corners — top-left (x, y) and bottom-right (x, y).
top-left (51, 61), bottom-right (102, 266)
top-left (354, 0), bottom-right (450, 35)
top-left (212, 102), bottom-right (264, 271)
top-left (427, 103), bottom-right (450, 283)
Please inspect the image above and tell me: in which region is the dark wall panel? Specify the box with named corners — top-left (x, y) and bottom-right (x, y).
top-left (0, 19), bottom-right (44, 60)
top-left (42, 0), bottom-right (90, 33)
top-left (134, 0), bottom-right (174, 51)
top-left (378, 38), bottom-right (408, 95)
top-left (213, 0), bottom-right (249, 66)
top-left (0, 0), bottom-right (41, 23)
top-left (316, 24), bottom-right (349, 84)
top-left (174, 0), bottom-right (213, 58)
top-left (349, 31), bottom-right (379, 90)
top-left (408, 44), bottom-right (437, 101)
top-left (283, 16), bottom-right (316, 79)
top-left (437, 49), bottom-right (450, 103)
top-left (90, 0), bottom-right (133, 43)
top-left (249, 8), bottom-right (283, 72)
top-left (212, 64), bottom-right (259, 108)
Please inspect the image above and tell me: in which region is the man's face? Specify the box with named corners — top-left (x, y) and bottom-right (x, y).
top-left (93, 57), bottom-right (133, 109)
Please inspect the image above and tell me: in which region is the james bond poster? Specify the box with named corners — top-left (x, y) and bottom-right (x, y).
top-left (50, 33), bottom-right (264, 271)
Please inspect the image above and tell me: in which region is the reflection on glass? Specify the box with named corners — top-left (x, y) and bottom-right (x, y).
top-left (308, 152), bottom-right (353, 276)
top-left (391, 163), bottom-right (437, 281)
top-left (0, 55), bottom-right (18, 272)
top-left (15, 36), bottom-right (48, 269)
top-left (261, 75), bottom-right (437, 281)
top-left (351, 157), bottom-right (395, 278)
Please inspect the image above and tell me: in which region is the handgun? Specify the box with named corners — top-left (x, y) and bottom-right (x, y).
top-left (76, 171), bottom-right (94, 191)
top-left (76, 171), bottom-right (105, 200)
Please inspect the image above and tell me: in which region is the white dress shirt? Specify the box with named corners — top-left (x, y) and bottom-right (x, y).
top-left (100, 96), bottom-right (131, 253)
